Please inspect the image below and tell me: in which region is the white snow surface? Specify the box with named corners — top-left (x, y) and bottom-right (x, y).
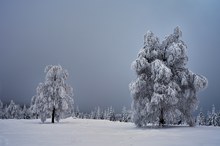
top-left (0, 118), bottom-right (219, 146)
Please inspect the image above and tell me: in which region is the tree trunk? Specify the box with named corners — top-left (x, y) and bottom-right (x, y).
top-left (159, 108), bottom-right (165, 127)
top-left (52, 107), bottom-right (55, 123)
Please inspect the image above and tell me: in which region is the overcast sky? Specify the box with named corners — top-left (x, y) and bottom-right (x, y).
top-left (0, 0), bottom-right (220, 112)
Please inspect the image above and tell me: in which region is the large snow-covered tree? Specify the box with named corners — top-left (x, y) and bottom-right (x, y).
top-left (32, 65), bottom-right (74, 123)
top-left (130, 27), bottom-right (208, 127)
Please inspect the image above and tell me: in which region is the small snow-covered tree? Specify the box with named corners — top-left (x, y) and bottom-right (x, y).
top-left (103, 108), bottom-right (109, 120)
top-left (108, 106), bottom-right (116, 121)
top-left (21, 105), bottom-right (27, 119)
top-left (103, 106), bottom-right (115, 121)
top-left (30, 95), bottom-right (39, 119)
top-left (121, 106), bottom-right (130, 122)
top-left (89, 107), bottom-right (103, 119)
top-left (90, 110), bottom-right (96, 119)
top-left (130, 27), bottom-right (208, 127)
top-left (216, 112), bottom-right (220, 126)
top-left (2, 104), bottom-right (8, 119)
top-left (21, 105), bottom-right (31, 119)
top-left (95, 106), bottom-right (102, 119)
top-left (0, 100), bottom-right (3, 119)
top-left (211, 105), bottom-right (218, 126)
top-left (7, 100), bottom-right (17, 119)
top-left (197, 111), bottom-right (205, 125)
top-left (74, 106), bottom-right (80, 118)
top-left (32, 65), bottom-right (74, 123)
top-left (6, 100), bottom-right (22, 119)
top-left (78, 112), bottom-right (84, 119)
top-left (14, 104), bottom-right (22, 119)
top-left (206, 111), bottom-right (212, 126)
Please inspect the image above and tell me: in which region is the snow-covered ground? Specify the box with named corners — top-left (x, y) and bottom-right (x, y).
top-left (0, 118), bottom-right (219, 146)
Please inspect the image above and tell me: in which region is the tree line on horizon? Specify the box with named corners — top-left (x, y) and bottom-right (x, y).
top-left (196, 104), bottom-right (220, 126)
top-left (1, 99), bottom-right (220, 127)
top-left (0, 99), bottom-right (131, 122)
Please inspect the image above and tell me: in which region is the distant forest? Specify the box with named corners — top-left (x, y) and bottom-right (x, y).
top-left (0, 99), bottom-right (220, 127)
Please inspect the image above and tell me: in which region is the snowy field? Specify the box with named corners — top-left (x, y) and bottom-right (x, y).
top-left (0, 118), bottom-right (220, 146)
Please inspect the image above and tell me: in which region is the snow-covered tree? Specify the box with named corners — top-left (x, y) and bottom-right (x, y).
top-left (197, 111), bottom-right (205, 125)
top-left (121, 106), bottom-right (130, 122)
top-left (206, 111), bottom-right (212, 126)
top-left (90, 111), bottom-right (96, 119)
top-left (89, 107), bottom-right (103, 119)
top-left (30, 95), bottom-right (39, 119)
top-left (14, 104), bottom-right (22, 119)
top-left (211, 105), bottom-right (218, 126)
top-left (21, 105), bottom-right (27, 119)
top-left (216, 112), bottom-right (220, 126)
top-left (103, 108), bottom-right (108, 120)
top-left (78, 112), bottom-right (84, 119)
top-left (7, 100), bottom-right (17, 119)
top-left (130, 27), bottom-right (208, 127)
top-left (21, 105), bottom-right (31, 119)
top-left (108, 106), bottom-right (116, 121)
top-left (5, 100), bottom-right (22, 119)
top-left (31, 65), bottom-right (74, 123)
top-left (2, 104), bottom-right (8, 119)
top-left (0, 100), bottom-right (3, 119)
top-left (102, 106), bottom-right (115, 121)
top-left (94, 106), bottom-right (102, 119)
top-left (204, 105), bottom-right (218, 126)
top-left (74, 106), bottom-right (80, 118)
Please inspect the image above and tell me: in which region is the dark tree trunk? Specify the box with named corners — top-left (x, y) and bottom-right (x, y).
top-left (52, 107), bottom-right (55, 123)
top-left (159, 108), bottom-right (165, 127)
